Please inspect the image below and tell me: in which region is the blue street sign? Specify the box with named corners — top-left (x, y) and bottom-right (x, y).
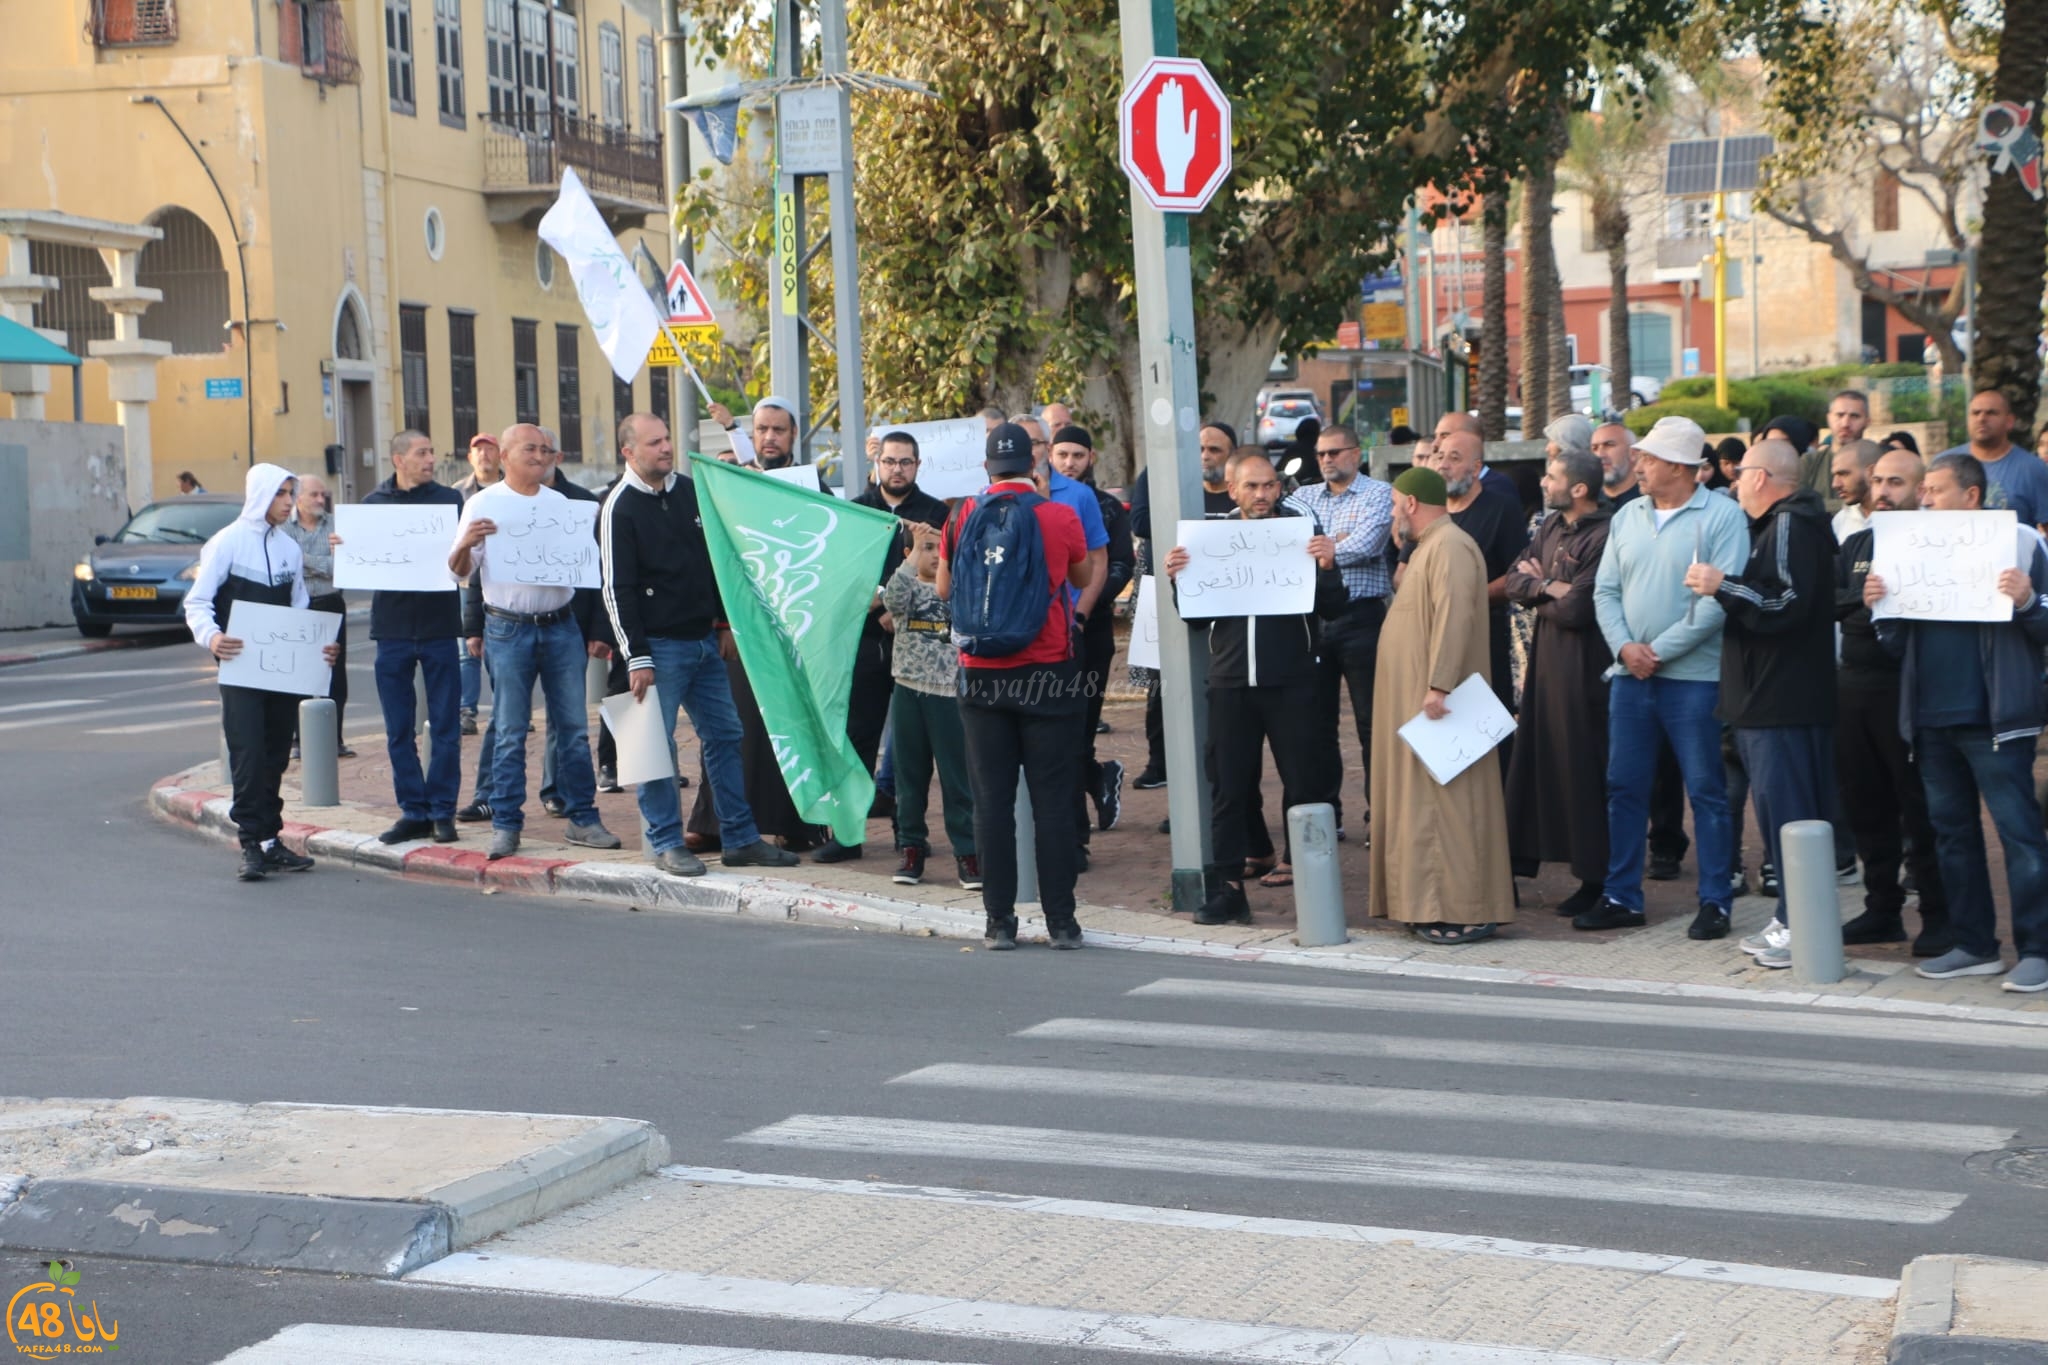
top-left (205, 378), bottom-right (244, 400)
top-left (1681, 348), bottom-right (1700, 378)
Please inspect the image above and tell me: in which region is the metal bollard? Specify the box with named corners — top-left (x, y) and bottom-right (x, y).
top-left (1014, 768), bottom-right (1038, 905)
top-left (298, 698), bottom-right (340, 806)
top-left (1287, 803), bottom-right (1347, 946)
top-left (1780, 819), bottom-right (1844, 984)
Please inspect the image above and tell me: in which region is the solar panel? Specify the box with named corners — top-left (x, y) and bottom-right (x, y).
top-left (1718, 135), bottom-right (1775, 192)
top-left (1665, 140), bottom-right (1721, 197)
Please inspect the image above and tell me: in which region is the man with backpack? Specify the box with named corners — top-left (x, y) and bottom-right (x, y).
top-left (937, 422), bottom-right (1093, 950)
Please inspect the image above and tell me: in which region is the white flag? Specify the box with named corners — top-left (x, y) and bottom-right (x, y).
top-left (538, 167), bottom-right (663, 384)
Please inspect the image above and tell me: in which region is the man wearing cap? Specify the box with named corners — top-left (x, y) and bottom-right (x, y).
top-left (1368, 465), bottom-right (1513, 942)
top-left (709, 397), bottom-right (800, 470)
top-left (1587, 416), bottom-right (1749, 936)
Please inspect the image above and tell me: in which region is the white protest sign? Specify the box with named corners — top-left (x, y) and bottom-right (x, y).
top-left (1870, 510), bottom-right (2017, 622)
top-left (1171, 517), bottom-right (1316, 616)
top-left (868, 418), bottom-right (987, 500)
top-left (480, 498), bottom-right (601, 590)
top-left (332, 504), bottom-right (459, 592)
top-left (599, 684), bottom-right (677, 788)
top-left (217, 601), bottom-right (340, 697)
top-left (1127, 575), bottom-right (1162, 670)
top-left (1397, 672), bottom-right (1515, 786)
top-left (762, 463), bottom-right (822, 492)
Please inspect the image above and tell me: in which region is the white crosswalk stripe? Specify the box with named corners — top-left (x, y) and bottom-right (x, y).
top-left (0, 697), bottom-right (219, 734)
top-left (215, 1325), bottom-right (962, 1364)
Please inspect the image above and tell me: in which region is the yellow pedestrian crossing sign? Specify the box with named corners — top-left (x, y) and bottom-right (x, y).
top-left (648, 259), bottom-right (718, 369)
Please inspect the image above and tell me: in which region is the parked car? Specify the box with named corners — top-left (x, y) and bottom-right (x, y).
top-left (1569, 364), bottom-right (1661, 414)
top-left (71, 494), bottom-right (240, 637)
top-left (1256, 390), bottom-right (1323, 449)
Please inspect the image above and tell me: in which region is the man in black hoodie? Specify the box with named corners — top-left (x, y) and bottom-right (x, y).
top-left (1165, 449), bottom-right (1346, 926)
top-left (1682, 438), bottom-right (1839, 954)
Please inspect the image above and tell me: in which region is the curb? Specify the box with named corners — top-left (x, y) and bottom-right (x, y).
top-left (0, 635), bottom-right (152, 670)
top-left (1891, 1256), bottom-right (2048, 1363)
top-left (148, 774), bottom-right (2048, 1028)
top-left (0, 1114), bottom-right (667, 1279)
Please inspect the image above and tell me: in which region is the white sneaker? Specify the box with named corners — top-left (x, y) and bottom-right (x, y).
top-left (1753, 944), bottom-right (1792, 970)
top-left (1739, 919), bottom-right (1790, 958)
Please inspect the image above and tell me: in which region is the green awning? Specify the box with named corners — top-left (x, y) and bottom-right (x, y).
top-left (0, 314), bottom-right (81, 367)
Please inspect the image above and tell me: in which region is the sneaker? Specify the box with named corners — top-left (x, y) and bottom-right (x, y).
top-left (1646, 853), bottom-right (1682, 882)
top-left (654, 847), bottom-right (708, 877)
top-left (723, 840), bottom-right (802, 869)
top-left (1095, 759), bottom-right (1125, 832)
top-left (984, 915), bottom-right (1018, 951)
top-left (2003, 957), bottom-right (2048, 993)
top-left (565, 820), bottom-right (622, 850)
top-left (1916, 947), bottom-right (2006, 980)
top-left (1911, 924), bottom-right (1955, 958)
top-left (1194, 881), bottom-right (1253, 926)
top-left (1047, 916), bottom-right (1084, 949)
top-left (336, 744), bottom-right (357, 759)
top-left (893, 847), bottom-right (926, 885)
top-left (378, 817), bottom-right (435, 845)
top-left (236, 845), bottom-right (268, 882)
top-left (957, 854), bottom-right (983, 890)
top-left (432, 819), bottom-right (458, 844)
top-left (1740, 918), bottom-right (1792, 958)
top-left (1840, 909), bottom-right (1907, 945)
top-left (1096, 719), bottom-right (1112, 734)
top-left (262, 841), bottom-right (314, 873)
top-left (1132, 768), bottom-right (1168, 791)
top-left (542, 796), bottom-right (569, 818)
top-left (812, 838), bottom-right (864, 863)
top-left (1729, 868), bottom-right (1753, 898)
top-left (459, 708), bottom-right (479, 736)
top-left (455, 799), bottom-right (492, 823)
top-left (596, 765), bottom-right (622, 794)
top-left (487, 829), bottom-right (520, 860)
top-left (1754, 944), bottom-right (1793, 970)
top-left (1836, 859), bottom-right (1861, 886)
top-left (1157, 817), bottom-right (1171, 835)
top-left (1572, 897), bottom-right (1646, 931)
top-left (1687, 903), bottom-right (1731, 941)
top-left (1556, 881), bottom-right (1603, 919)
top-left (1759, 862), bottom-right (1780, 898)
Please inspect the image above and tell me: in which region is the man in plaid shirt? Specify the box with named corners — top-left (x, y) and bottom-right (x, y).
top-left (1289, 425), bottom-right (1394, 838)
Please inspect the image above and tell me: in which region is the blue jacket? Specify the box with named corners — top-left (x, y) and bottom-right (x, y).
top-left (1593, 484), bottom-right (1750, 683)
top-left (1876, 526), bottom-right (2048, 747)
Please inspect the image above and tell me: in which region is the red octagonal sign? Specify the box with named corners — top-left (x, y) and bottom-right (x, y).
top-left (1119, 57), bottom-right (1232, 214)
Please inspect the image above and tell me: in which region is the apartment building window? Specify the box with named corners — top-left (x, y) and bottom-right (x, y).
top-left (138, 208), bottom-right (230, 355)
top-left (637, 36), bottom-right (657, 133)
top-left (555, 323), bottom-right (583, 459)
top-left (552, 10), bottom-right (581, 118)
top-left (650, 367), bottom-right (670, 434)
top-left (1873, 170), bottom-right (1901, 233)
top-left (280, 0), bottom-right (361, 84)
top-left (29, 243), bottom-right (115, 350)
top-left (448, 310), bottom-right (479, 451)
top-left (485, 0), bottom-right (516, 117)
top-left (513, 319), bottom-right (540, 426)
top-left (91, 0), bottom-right (177, 47)
top-left (433, 0), bottom-right (464, 125)
top-left (612, 374), bottom-right (634, 438)
top-left (386, 0), bottom-right (416, 114)
top-left (400, 305), bottom-right (431, 435)
top-left (599, 24), bottom-right (624, 129)
top-left (516, 0), bottom-right (550, 126)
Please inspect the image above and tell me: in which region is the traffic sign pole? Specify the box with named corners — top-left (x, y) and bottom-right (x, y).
top-left (1119, 0), bottom-right (1214, 914)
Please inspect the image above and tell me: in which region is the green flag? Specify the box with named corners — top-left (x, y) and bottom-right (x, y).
top-left (690, 454), bottom-right (901, 845)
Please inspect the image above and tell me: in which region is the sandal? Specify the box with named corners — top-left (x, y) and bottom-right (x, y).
top-left (1259, 863), bottom-right (1294, 888)
top-left (1243, 856), bottom-right (1277, 880)
top-left (1413, 921), bottom-right (1499, 945)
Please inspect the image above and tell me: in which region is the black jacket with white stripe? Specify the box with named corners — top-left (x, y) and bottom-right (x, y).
top-left (1711, 487), bottom-right (1838, 729)
top-left (599, 468), bottom-right (722, 672)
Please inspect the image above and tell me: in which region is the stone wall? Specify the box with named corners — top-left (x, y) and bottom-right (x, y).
top-left (0, 419), bottom-right (128, 629)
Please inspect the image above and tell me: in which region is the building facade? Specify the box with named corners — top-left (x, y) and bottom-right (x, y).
top-left (1, 0), bottom-right (709, 503)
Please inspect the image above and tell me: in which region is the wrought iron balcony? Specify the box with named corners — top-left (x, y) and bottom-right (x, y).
top-left (480, 111), bottom-right (665, 229)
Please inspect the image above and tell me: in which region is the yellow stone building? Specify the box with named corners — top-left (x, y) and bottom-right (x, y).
top-left (1, 0), bottom-right (693, 503)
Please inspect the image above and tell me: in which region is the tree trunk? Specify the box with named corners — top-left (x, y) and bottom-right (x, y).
top-left (1596, 198), bottom-right (1632, 417)
top-left (1520, 170), bottom-right (1552, 431)
top-left (1479, 194), bottom-right (1510, 441)
top-left (1971, 8), bottom-right (2048, 429)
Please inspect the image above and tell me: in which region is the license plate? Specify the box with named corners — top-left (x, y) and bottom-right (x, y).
top-left (109, 585), bottom-right (158, 600)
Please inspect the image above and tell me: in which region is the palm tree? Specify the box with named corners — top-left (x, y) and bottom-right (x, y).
top-left (1972, 5), bottom-right (2048, 427)
top-left (1561, 79), bottom-right (1667, 419)
top-left (1479, 193), bottom-right (1511, 440)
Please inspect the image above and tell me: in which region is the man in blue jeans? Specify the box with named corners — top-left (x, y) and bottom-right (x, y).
top-left (1588, 416), bottom-right (1751, 936)
top-left (598, 412), bottom-right (799, 876)
top-left (447, 424), bottom-right (620, 861)
top-left (1868, 452), bottom-right (2048, 992)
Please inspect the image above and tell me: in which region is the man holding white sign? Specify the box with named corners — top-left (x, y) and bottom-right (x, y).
top-left (185, 463), bottom-right (342, 883)
top-left (1164, 449), bottom-right (1344, 925)
top-left (1867, 452), bottom-right (2048, 992)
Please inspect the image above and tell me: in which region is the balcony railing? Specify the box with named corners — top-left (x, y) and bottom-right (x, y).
top-left (277, 0), bottom-right (360, 85)
top-left (1656, 234), bottom-right (1714, 273)
top-left (481, 111), bottom-right (664, 225)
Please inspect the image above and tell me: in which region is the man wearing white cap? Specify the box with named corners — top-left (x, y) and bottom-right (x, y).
top-left (1584, 416), bottom-right (1749, 938)
top-left (709, 397), bottom-right (799, 470)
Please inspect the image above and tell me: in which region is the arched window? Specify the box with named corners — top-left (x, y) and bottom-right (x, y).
top-left (28, 242), bottom-right (114, 349)
top-left (138, 208), bottom-right (231, 355)
top-left (336, 297), bottom-right (369, 360)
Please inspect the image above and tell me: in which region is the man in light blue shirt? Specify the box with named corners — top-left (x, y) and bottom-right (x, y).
top-left (1584, 416), bottom-right (1750, 936)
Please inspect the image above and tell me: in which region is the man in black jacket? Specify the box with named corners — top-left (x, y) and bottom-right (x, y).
top-left (1049, 425), bottom-right (1136, 845)
top-left (599, 413), bottom-right (800, 877)
top-left (1833, 449), bottom-right (1951, 956)
top-left (816, 429), bottom-right (950, 863)
top-left (354, 430), bottom-right (466, 844)
top-left (1682, 438), bottom-right (1838, 952)
top-left (1165, 449), bottom-right (1345, 926)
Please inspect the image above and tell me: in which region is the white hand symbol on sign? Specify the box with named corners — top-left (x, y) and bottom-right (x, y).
top-left (1156, 78), bottom-right (1197, 194)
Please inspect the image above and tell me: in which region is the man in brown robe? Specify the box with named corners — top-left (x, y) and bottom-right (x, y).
top-left (1368, 466), bottom-right (1514, 943)
top-left (1504, 450), bottom-right (1613, 916)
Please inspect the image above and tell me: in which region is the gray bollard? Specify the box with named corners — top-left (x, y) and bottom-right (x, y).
top-left (1780, 819), bottom-right (1844, 984)
top-left (1287, 803), bottom-right (1347, 947)
top-left (299, 698), bottom-right (340, 806)
top-left (1014, 768), bottom-right (1038, 905)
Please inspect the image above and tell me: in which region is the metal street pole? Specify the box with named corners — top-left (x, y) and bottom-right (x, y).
top-left (1712, 189), bottom-right (1729, 412)
top-left (660, 0), bottom-right (698, 450)
top-left (1119, 0), bottom-right (1213, 913)
top-left (769, 0), bottom-right (810, 451)
top-left (820, 0), bottom-right (867, 493)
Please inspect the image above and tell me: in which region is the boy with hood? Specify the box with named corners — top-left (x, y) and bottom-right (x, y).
top-left (185, 463), bottom-right (342, 882)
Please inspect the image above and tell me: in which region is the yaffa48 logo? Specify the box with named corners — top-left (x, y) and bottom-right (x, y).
top-left (7, 1260), bottom-right (120, 1355)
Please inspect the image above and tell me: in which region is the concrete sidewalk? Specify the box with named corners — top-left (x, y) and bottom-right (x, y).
top-left (0, 1096), bottom-right (666, 1276)
top-left (0, 623), bottom-right (187, 668)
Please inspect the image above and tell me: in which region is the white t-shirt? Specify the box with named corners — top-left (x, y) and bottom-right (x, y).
top-left (1653, 505), bottom-right (1682, 531)
top-left (1832, 504), bottom-right (1870, 542)
top-left (455, 481), bottom-right (577, 616)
